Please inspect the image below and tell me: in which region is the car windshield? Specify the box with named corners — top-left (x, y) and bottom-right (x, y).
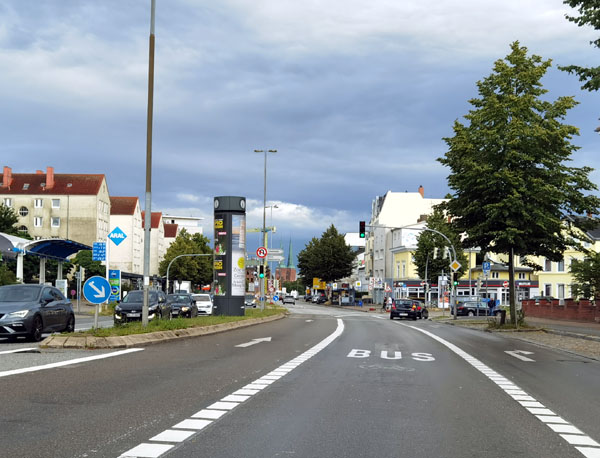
top-left (122, 291), bottom-right (157, 303)
top-left (0, 285), bottom-right (40, 302)
top-left (168, 295), bottom-right (190, 303)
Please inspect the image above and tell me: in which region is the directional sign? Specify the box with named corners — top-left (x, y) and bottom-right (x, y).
top-left (83, 276), bottom-right (111, 304)
top-left (266, 254), bottom-right (284, 262)
top-left (108, 226), bottom-right (127, 246)
top-left (92, 242), bottom-right (106, 261)
top-left (268, 248), bottom-right (284, 256)
top-left (256, 246), bottom-right (268, 258)
top-left (273, 295), bottom-right (279, 302)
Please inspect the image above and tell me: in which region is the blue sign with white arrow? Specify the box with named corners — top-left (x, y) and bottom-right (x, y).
top-left (83, 276), bottom-right (111, 304)
top-left (108, 226), bottom-right (127, 246)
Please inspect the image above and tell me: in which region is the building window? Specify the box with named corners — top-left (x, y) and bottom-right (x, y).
top-left (52, 199), bottom-right (60, 208)
top-left (557, 258), bottom-right (565, 272)
top-left (544, 284), bottom-right (552, 296)
top-left (557, 284), bottom-right (565, 299)
top-left (518, 272), bottom-right (526, 280)
top-left (3, 198), bottom-right (12, 207)
top-left (19, 206), bottom-right (29, 217)
top-left (402, 261), bottom-right (406, 278)
top-left (544, 259), bottom-right (552, 272)
top-left (491, 272), bottom-right (499, 279)
top-left (34, 217), bottom-right (43, 227)
top-left (34, 198), bottom-right (43, 208)
top-left (18, 225), bottom-right (28, 234)
top-left (51, 217), bottom-right (60, 228)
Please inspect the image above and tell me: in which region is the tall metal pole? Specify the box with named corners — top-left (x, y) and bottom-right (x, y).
top-left (142, 0), bottom-right (156, 327)
top-left (254, 149), bottom-right (277, 310)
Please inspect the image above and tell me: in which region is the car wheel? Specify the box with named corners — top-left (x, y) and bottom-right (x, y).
top-left (389, 314), bottom-right (394, 320)
top-left (28, 315), bottom-right (44, 342)
top-left (423, 310), bottom-right (429, 319)
top-left (468, 310), bottom-right (475, 317)
top-left (63, 315), bottom-right (75, 333)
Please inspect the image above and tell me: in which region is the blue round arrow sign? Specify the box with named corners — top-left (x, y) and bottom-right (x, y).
top-left (83, 276), bottom-right (111, 304)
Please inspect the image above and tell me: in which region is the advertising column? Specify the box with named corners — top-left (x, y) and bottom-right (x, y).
top-left (213, 196), bottom-right (246, 316)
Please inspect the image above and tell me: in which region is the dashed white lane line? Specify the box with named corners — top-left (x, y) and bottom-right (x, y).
top-left (0, 348), bottom-right (144, 378)
top-left (119, 319), bottom-right (345, 458)
top-left (401, 323), bottom-right (600, 458)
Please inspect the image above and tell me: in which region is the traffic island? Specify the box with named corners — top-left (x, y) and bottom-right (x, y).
top-left (40, 312), bottom-right (286, 349)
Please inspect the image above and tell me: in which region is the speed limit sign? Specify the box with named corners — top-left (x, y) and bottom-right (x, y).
top-left (256, 246), bottom-right (268, 258)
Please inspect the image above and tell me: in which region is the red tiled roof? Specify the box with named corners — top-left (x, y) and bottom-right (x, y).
top-left (0, 173), bottom-right (105, 195)
top-left (141, 211), bottom-right (162, 229)
top-left (163, 223), bottom-right (178, 238)
top-left (110, 196), bottom-right (138, 215)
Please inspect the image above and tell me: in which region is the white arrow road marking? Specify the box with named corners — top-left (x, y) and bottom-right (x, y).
top-left (235, 337), bottom-right (272, 348)
top-left (505, 350), bottom-right (536, 362)
top-left (90, 281), bottom-right (106, 298)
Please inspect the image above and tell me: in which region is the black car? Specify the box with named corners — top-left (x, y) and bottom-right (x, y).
top-left (0, 284), bottom-right (75, 342)
top-left (390, 299), bottom-right (419, 320)
top-left (451, 301), bottom-right (490, 316)
top-left (114, 290), bottom-right (170, 325)
top-left (412, 300), bottom-right (429, 319)
top-left (166, 293), bottom-right (197, 318)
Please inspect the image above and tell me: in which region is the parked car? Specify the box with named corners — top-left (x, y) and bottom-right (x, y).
top-left (244, 294), bottom-right (257, 308)
top-left (283, 295), bottom-right (295, 305)
top-left (0, 284), bottom-right (75, 342)
top-left (304, 293), bottom-right (312, 302)
top-left (192, 293), bottom-right (214, 315)
top-left (390, 299), bottom-right (420, 320)
top-left (114, 290), bottom-right (170, 325)
top-left (313, 292), bottom-right (327, 304)
top-left (451, 301), bottom-right (490, 316)
top-left (167, 293), bottom-right (197, 318)
top-left (532, 295), bottom-right (555, 304)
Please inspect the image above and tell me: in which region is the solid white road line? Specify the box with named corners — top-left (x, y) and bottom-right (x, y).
top-left (0, 348), bottom-right (143, 378)
top-left (401, 322), bottom-right (600, 458)
top-left (0, 347), bottom-right (37, 355)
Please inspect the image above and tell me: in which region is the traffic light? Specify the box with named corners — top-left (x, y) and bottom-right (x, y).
top-left (359, 221), bottom-right (366, 238)
top-left (259, 265), bottom-right (265, 278)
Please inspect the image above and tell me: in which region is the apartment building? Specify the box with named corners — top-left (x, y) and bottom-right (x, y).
top-left (109, 196), bottom-right (144, 275)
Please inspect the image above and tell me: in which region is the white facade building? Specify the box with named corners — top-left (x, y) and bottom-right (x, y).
top-left (109, 196), bottom-right (144, 275)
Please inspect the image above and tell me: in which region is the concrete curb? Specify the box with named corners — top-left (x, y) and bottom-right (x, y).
top-left (40, 313), bottom-right (287, 350)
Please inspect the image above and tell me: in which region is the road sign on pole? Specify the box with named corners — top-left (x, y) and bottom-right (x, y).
top-left (256, 246), bottom-right (268, 258)
top-left (503, 281), bottom-right (509, 288)
top-left (482, 261), bottom-right (491, 276)
top-left (92, 242), bottom-right (106, 261)
top-left (83, 276), bottom-right (111, 304)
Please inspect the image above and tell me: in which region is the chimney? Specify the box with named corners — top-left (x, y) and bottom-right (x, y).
top-left (36, 170), bottom-right (43, 174)
top-left (2, 166), bottom-right (12, 188)
top-left (418, 185), bottom-right (424, 198)
top-left (46, 166), bottom-right (55, 189)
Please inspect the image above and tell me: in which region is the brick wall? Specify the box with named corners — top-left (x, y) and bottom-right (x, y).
top-left (522, 299), bottom-right (600, 323)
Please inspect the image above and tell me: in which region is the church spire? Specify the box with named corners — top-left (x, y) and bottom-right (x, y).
top-left (286, 238), bottom-right (295, 269)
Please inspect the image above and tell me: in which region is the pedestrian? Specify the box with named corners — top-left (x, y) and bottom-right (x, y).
top-left (386, 295), bottom-right (393, 311)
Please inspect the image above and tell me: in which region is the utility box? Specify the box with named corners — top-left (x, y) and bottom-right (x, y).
top-left (213, 196), bottom-right (246, 316)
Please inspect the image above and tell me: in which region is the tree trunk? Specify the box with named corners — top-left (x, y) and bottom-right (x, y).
top-left (508, 246), bottom-right (517, 326)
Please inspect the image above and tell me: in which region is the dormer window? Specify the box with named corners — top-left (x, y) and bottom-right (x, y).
top-left (67, 183), bottom-right (73, 187)
top-left (23, 183), bottom-right (29, 190)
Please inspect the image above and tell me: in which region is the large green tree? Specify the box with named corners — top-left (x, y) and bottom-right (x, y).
top-left (560, 1), bottom-right (600, 94)
top-left (159, 229), bottom-right (213, 291)
top-left (297, 225), bottom-right (355, 287)
top-left (0, 203), bottom-right (19, 235)
top-left (569, 252), bottom-right (600, 299)
top-left (438, 42), bottom-right (600, 324)
top-left (413, 206), bottom-right (468, 283)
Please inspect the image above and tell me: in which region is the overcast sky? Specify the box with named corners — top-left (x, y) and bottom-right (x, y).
top-left (1, 0), bottom-right (598, 258)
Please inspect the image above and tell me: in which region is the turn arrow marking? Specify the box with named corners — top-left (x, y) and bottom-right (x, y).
top-left (505, 350), bottom-right (536, 362)
top-left (235, 337), bottom-right (272, 348)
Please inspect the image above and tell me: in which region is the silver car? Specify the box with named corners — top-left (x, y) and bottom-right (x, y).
top-left (283, 295), bottom-right (295, 305)
top-left (192, 294), bottom-right (214, 315)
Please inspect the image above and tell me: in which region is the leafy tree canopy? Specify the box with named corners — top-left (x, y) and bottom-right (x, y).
top-left (297, 225), bottom-right (355, 285)
top-left (159, 229), bottom-right (213, 291)
top-left (569, 252), bottom-right (600, 299)
top-left (0, 204), bottom-right (19, 236)
top-left (413, 206), bottom-right (468, 282)
top-left (560, 1), bottom-right (600, 92)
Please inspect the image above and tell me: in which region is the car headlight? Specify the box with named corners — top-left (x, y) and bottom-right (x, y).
top-left (181, 306), bottom-right (189, 312)
top-left (149, 304), bottom-right (158, 311)
top-left (7, 310), bottom-right (30, 318)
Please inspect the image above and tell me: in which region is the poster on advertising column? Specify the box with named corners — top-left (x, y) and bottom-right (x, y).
top-left (231, 214), bottom-right (246, 296)
top-left (214, 216), bottom-right (227, 296)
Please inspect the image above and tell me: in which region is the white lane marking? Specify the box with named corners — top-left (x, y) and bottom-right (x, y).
top-left (399, 323), bottom-right (600, 457)
top-left (191, 409), bottom-right (227, 420)
top-left (0, 347), bottom-right (37, 355)
top-left (150, 430), bottom-right (195, 442)
top-left (172, 419), bottom-right (212, 431)
top-left (0, 348), bottom-right (143, 378)
top-left (120, 443), bottom-right (173, 458)
top-left (235, 337), bottom-right (272, 348)
top-left (305, 319), bottom-right (314, 322)
top-left (505, 350), bottom-right (536, 362)
top-left (221, 395), bottom-right (250, 402)
top-left (119, 319), bottom-right (345, 458)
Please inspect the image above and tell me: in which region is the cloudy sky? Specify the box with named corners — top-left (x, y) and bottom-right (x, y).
top-left (1, 0), bottom-right (598, 259)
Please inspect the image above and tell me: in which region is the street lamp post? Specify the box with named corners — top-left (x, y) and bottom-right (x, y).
top-left (266, 204), bottom-right (279, 283)
top-left (254, 149), bottom-right (277, 310)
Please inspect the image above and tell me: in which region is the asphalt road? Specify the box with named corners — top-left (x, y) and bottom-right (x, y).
top-left (1, 301), bottom-right (599, 458)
